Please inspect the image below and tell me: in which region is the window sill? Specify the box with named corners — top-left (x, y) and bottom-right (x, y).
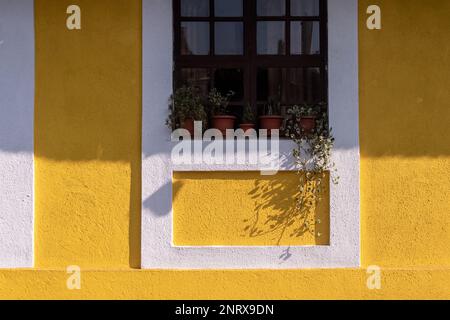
top-left (170, 139), bottom-right (297, 172)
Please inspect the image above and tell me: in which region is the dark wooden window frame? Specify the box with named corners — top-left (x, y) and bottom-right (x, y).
top-left (173, 0), bottom-right (328, 116)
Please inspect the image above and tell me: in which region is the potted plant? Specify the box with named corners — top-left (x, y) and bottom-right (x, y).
top-left (208, 88), bottom-right (236, 136)
top-left (288, 103), bottom-right (322, 135)
top-left (259, 97), bottom-right (284, 136)
top-left (166, 86), bottom-right (207, 136)
top-left (280, 107), bottom-right (338, 244)
top-left (240, 103), bottom-right (256, 133)
top-left (243, 106), bottom-right (338, 245)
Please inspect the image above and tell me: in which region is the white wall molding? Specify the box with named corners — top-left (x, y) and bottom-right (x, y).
top-left (142, 0), bottom-right (360, 269)
top-left (0, 0), bottom-right (35, 268)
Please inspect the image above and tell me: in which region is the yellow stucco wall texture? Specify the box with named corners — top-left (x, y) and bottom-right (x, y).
top-left (359, 0), bottom-right (450, 268)
top-left (173, 171), bottom-right (330, 246)
top-left (34, 0), bottom-right (142, 269)
top-left (0, 0), bottom-right (449, 299)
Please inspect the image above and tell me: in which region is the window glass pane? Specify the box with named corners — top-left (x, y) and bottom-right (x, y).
top-left (214, 69), bottom-right (244, 101)
top-left (181, 0), bottom-right (209, 17)
top-left (180, 68), bottom-right (211, 97)
top-left (257, 21), bottom-right (286, 55)
top-left (291, 0), bottom-right (320, 16)
top-left (215, 22), bottom-right (244, 55)
top-left (180, 22), bottom-right (210, 55)
top-left (257, 67), bottom-right (322, 104)
top-left (257, 0), bottom-right (286, 16)
top-left (291, 21), bottom-right (320, 54)
top-left (215, 0), bottom-right (243, 17)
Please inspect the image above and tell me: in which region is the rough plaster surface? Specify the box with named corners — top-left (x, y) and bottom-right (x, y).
top-left (0, 0), bottom-right (34, 268)
top-left (359, 0), bottom-right (450, 268)
top-left (2, 268), bottom-right (450, 299)
top-left (0, 0), bottom-right (447, 300)
top-left (33, 0), bottom-right (142, 269)
top-left (172, 171), bottom-right (331, 246)
top-left (141, 0), bottom-right (360, 269)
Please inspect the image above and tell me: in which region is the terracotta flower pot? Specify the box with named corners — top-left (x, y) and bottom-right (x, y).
top-left (212, 115), bottom-right (236, 136)
top-left (259, 116), bottom-right (284, 137)
top-left (239, 123), bottom-right (256, 133)
top-left (299, 116), bottom-right (317, 134)
top-left (181, 118), bottom-right (195, 137)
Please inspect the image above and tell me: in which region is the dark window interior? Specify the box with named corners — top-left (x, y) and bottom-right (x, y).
top-left (174, 0), bottom-right (328, 123)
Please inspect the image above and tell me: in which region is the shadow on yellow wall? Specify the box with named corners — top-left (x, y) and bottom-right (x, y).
top-left (173, 172), bottom-right (329, 247)
top-left (243, 173), bottom-right (329, 246)
top-left (34, 0), bottom-right (142, 269)
top-left (360, 1), bottom-right (450, 158)
top-left (30, 0), bottom-right (450, 272)
top-left (359, 0), bottom-right (450, 268)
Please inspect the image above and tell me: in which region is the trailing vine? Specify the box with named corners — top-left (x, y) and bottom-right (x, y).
top-left (284, 103), bottom-right (339, 241)
top-left (242, 103), bottom-right (338, 245)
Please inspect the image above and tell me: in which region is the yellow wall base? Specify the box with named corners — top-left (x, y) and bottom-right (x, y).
top-left (1, 269), bottom-right (450, 300)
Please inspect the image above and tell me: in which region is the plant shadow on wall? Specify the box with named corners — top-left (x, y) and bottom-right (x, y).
top-left (242, 103), bottom-right (336, 257)
top-left (242, 172), bottom-right (330, 249)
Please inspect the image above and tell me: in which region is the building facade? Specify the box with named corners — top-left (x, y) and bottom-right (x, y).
top-left (0, 0), bottom-right (449, 299)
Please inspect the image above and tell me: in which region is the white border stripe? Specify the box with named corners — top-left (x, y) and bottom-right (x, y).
top-left (142, 0), bottom-right (360, 269)
top-left (0, 0), bottom-right (35, 268)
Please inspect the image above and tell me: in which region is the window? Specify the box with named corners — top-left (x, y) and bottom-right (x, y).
top-left (143, 0), bottom-right (360, 269)
top-left (174, 0), bottom-right (328, 123)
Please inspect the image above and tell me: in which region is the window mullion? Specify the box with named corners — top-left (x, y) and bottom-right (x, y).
top-left (249, 0), bottom-right (257, 112)
top-left (286, 0), bottom-right (291, 56)
top-left (209, 0), bottom-right (214, 56)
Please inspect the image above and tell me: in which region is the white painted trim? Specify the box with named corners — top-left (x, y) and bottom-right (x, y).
top-left (142, 0), bottom-right (360, 269)
top-left (0, 0), bottom-right (35, 268)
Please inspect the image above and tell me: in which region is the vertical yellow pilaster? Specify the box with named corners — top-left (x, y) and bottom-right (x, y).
top-left (34, 0), bottom-right (142, 268)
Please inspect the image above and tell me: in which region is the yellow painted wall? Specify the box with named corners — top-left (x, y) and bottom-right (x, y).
top-left (2, 269), bottom-right (450, 300)
top-left (359, 0), bottom-right (450, 268)
top-left (34, 0), bottom-right (142, 269)
top-left (0, 0), bottom-right (449, 299)
top-left (173, 172), bottom-right (329, 246)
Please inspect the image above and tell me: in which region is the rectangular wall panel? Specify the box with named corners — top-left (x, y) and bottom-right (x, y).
top-left (173, 171), bottom-right (330, 247)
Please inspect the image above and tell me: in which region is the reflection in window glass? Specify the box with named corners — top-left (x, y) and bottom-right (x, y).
top-left (215, 22), bottom-right (244, 55)
top-left (257, 67), bottom-right (322, 103)
top-left (181, 0), bottom-right (209, 17)
top-left (291, 0), bottom-right (320, 16)
top-left (180, 22), bottom-right (210, 55)
top-left (257, 0), bottom-right (285, 16)
top-left (257, 21), bottom-right (286, 55)
top-left (215, 0), bottom-right (243, 17)
top-left (214, 69), bottom-right (244, 101)
top-left (291, 21), bottom-right (320, 54)
top-left (180, 68), bottom-right (211, 97)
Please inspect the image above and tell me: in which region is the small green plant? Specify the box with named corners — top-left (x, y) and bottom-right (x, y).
top-left (242, 103), bottom-right (256, 123)
top-left (263, 96), bottom-right (281, 116)
top-left (166, 86), bottom-right (207, 130)
top-left (287, 103), bottom-right (322, 119)
top-left (286, 103), bottom-right (337, 180)
top-left (282, 103), bottom-right (338, 242)
top-left (242, 103), bottom-right (338, 245)
top-left (208, 88), bottom-right (234, 116)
